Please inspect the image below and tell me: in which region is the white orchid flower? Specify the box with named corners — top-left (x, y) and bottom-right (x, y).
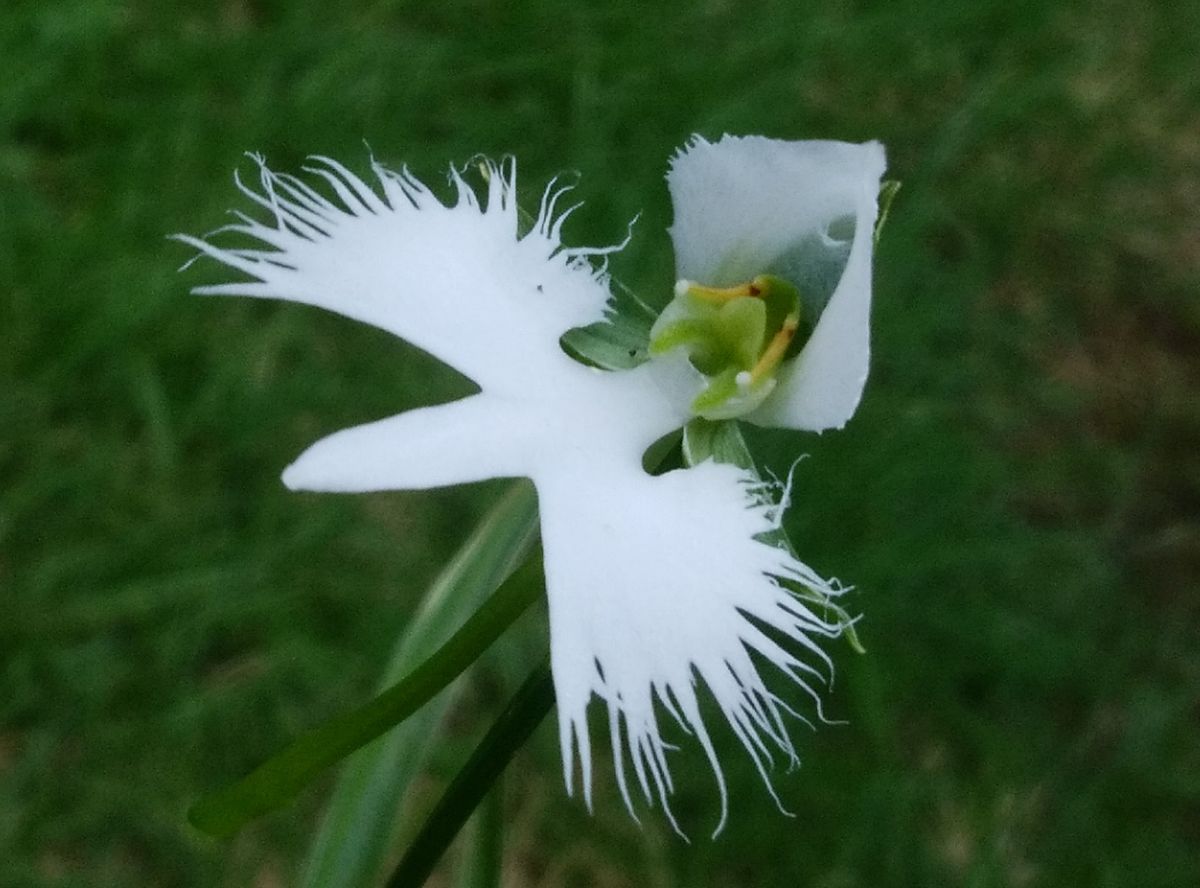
top-left (178, 134), bottom-right (886, 836)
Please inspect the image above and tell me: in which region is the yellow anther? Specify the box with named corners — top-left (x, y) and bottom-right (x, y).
top-left (675, 276), bottom-right (768, 304)
top-left (749, 314), bottom-right (799, 385)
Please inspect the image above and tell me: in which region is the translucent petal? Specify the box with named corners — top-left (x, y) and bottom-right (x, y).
top-left (667, 136), bottom-right (887, 431)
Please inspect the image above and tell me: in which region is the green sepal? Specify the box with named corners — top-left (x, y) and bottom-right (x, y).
top-left (681, 416), bottom-right (756, 470)
top-left (874, 180), bottom-right (901, 245)
top-left (560, 282), bottom-right (657, 371)
top-left (560, 315), bottom-right (649, 371)
top-left (187, 553), bottom-right (545, 838)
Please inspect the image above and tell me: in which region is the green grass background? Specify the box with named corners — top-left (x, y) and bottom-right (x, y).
top-left (2, 0), bottom-right (1198, 885)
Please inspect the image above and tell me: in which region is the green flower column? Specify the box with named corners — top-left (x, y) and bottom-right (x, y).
top-left (650, 274), bottom-right (812, 419)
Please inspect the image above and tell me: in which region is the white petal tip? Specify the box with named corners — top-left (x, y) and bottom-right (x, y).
top-left (280, 451), bottom-right (333, 491)
top-left (674, 279), bottom-right (691, 297)
top-left (280, 461), bottom-right (305, 491)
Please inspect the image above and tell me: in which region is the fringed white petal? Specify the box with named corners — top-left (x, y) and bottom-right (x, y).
top-left (667, 136), bottom-right (886, 432)
top-left (538, 456), bottom-right (846, 837)
top-left (176, 155), bottom-right (613, 396)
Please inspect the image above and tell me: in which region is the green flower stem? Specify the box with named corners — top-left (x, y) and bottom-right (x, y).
top-left (386, 663), bottom-right (555, 888)
top-left (189, 533), bottom-right (544, 838)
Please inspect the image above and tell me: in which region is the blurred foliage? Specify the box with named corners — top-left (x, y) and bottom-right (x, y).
top-left (1, 0), bottom-right (1197, 885)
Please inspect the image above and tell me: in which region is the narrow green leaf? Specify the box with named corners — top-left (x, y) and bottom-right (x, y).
top-left (299, 481), bottom-right (540, 888)
top-left (386, 664), bottom-right (555, 888)
top-left (455, 781), bottom-right (504, 888)
top-left (188, 551), bottom-right (543, 837)
top-left (682, 419), bottom-right (866, 653)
